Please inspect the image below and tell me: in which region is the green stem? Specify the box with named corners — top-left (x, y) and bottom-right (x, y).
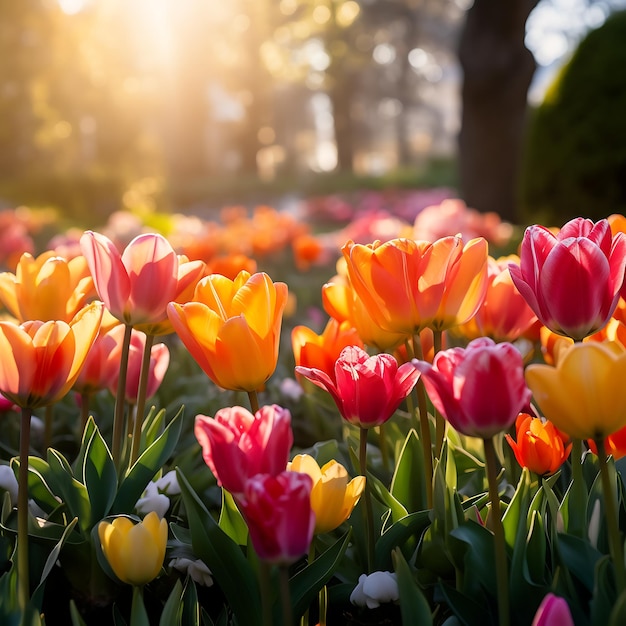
top-left (18, 406), bottom-right (32, 611)
top-left (112, 324), bottom-right (132, 468)
top-left (360, 427), bottom-right (375, 573)
top-left (279, 564), bottom-right (293, 626)
top-left (248, 389), bottom-right (260, 414)
top-left (259, 560), bottom-right (273, 626)
top-left (409, 337), bottom-right (433, 509)
top-left (483, 436), bottom-right (509, 626)
top-left (596, 438), bottom-right (626, 592)
top-left (130, 333), bottom-right (155, 466)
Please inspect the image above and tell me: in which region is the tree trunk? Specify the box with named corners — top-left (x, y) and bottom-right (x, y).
top-left (458, 0), bottom-right (539, 223)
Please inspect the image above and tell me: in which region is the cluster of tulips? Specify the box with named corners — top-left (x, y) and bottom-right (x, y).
top-left (1, 210), bottom-right (626, 625)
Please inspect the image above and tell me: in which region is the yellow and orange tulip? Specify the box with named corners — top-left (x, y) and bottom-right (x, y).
top-left (167, 271), bottom-right (288, 392)
top-left (0, 301), bottom-right (103, 409)
top-left (0, 251), bottom-right (95, 323)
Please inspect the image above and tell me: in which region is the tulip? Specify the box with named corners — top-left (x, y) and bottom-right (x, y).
top-left (341, 235), bottom-right (488, 335)
top-left (292, 318), bottom-right (363, 384)
top-left (532, 593), bottom-right (574, 626)
top-left (194, 404), bottom-right (293, 496)
top-left (0, 250), bottom-right (94, 323)
top-left (288, 454), bottom-right (365, 534)
top-left (505, 413), bottom-right (572, 476)
top-left (0, 301), bottom-right (103, 410)
top-left (98, 511), bottom-right (168, 586)
top-left (413, 337), bottom-right (531, 439)
top-left (296, 345), bottom-right (420, 429)
top-left (587, 424), bottom-right (626, 461)
top-left (455, 255), bottom-right (538, 342)
top-left (238, 471), bottom-right (315, 565)
top-left (525, 341), bottom-right (626, 441)
top-left (509, 217), bottom-right (626, 341)
top-left (168, 271), bottom-right (288, 392)
top-left (80, 231), bottom-right (180, 326)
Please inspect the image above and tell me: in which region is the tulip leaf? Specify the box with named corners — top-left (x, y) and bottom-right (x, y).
top-left (590, 556), bottom-right (617, 626)
top-left (82, 425), bottom-right (117, 523)
top-left (181, 577), bottom-right (201, 626)
top-left (283, 529), bottom-right (351, 622)
top-left (502, 467), bottom-right (531, 549)
top-left (47, 449), bottom-right (92, 535)
top-left (438, 581), bottom-right (494, 626)
top-left (72, 416), bottom-right (97, 477)
top-left (22, 458), bottom-right (61, 513)
top-left (556, 533), bottom-right (602, 592)
top-left (390, 429), bottom-right (428, 514)
top-left (112, 408), bottom-right (183, 515)
top-left (374, 510), bottom-right (431, 571)
top-left (609, 588), bottom-right (626, 626)
top-left (141, 407), bottom-right (166, 452)
top-left (38, 516), bottom-right (78, 584)
top-left (218, 489), bottom-right (248, 546)
top-left (160, 579), bottom-right (184, 626)
top-left (70, 600), bottom-right (88, 626)
top-left (392, 547), bottom-right (433, 625)
top-left (177, 468), bottom-right (262, 626)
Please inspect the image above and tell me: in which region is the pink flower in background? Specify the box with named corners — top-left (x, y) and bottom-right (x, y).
top-left (238, 471), bottom-right (315, 565)
top-left (296, 345), bottom-right (420, 428)
top-left (509, 217), bottom-right (626, 341)
top-left (194, 405), bottom-right (293, 495)
top-left (413, 337), bottom-right (531, 439)
top-left (532, 593), bottom-right (574, 626)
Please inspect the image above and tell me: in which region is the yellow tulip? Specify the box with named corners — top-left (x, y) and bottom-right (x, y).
top-left (98, 511), bottom-right (168, 586)
top-left (167, 271), bottom-right (288, 392)
top-left (0, 251), bottom-right (95, 323)
top-left (288, 454), bottom-right (365, 535)
top-left (0, 301), bottom-right (103, 409)
top-left (525, 341), bottom-right (626, 440)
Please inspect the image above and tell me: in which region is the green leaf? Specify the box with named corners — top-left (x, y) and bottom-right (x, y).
top-left (390, 429), bottom-right (427, 514)
top-left (177, 468), bottom-right (262, 626)
top-left (392, 548), bottom-right (433, 625)
top-left (82, 425), bottom-right (117, 523)
top-left (591, 556), bottom-right (617, 626)
top-left (112, 408), bottom-right (183, 514)
top-left (130, 586), bottom-right (150, 626)
top-left (286, 530), bottom-right (351, 621)
top-left (502, 467), bottom-right (531, 549)
top-left (70, 600), bottom-right (88, 626)
top-left (181, 577), bottom-right (201, 626)
top-left (609, 588), bottom-right (626, 626)
top-left (23, 459), bottom-right (62, 513)
top-left (38, 517), bottom-right (78, 584)
top-left (141, 407), bottom-right (166, 451)
top-left (160, 579), bottom-right (184, 626)
top-left (438, 581), bottom-right (494, 626)
top-left (218, 489), bottom-right (248, 546)
top-left (72, 416), bottom-right (97, 476)
top-left (557, 533), bottom-right (603, 592)
top-left (374, 510), bottom-right (431, 571)
top-left (449, 522), bottom-right (497, 595)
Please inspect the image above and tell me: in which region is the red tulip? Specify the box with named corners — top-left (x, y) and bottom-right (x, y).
top-left (413, 337), bottom-right (531, 439)
top-left (238, 471), bottom-right (315, 565)
top-left (194, 405), bottom-right (293, 496)
top-left (296, 345), bottom-right (420, 428)
top-left (509, 218), bottom-right (626, 341)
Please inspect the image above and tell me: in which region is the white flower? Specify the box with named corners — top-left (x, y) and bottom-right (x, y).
top-left (154, 470), bottom-right (180, 495)
top-left (280, 377), bottom-right (304, 401)
top-left (0, 465), bottom-right (18, 506)
top-left (169, 557), bottom-right (214, 587)
top-left (135, 481), bottom-right (170, 518)
top-left (350, 571), bottom-right (399, 609)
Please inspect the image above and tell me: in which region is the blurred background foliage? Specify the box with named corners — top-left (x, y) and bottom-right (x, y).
top-left (0, 0), bottom-right (624, 229)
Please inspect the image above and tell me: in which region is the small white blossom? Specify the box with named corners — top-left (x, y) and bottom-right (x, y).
top-left (350, 571), bottom-right (399, 609)
top-left (136, 481), bottom-right (170, 518)
top-left (0, 465), bottom-right (18, 506)
top-left (280, 377), bottom-right (304, 401)
top-left (154, 470), bottom-right (180, 495)
top-left (169, 557), bottom-right (214, 587)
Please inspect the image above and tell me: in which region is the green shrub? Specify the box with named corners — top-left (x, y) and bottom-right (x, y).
top-left (520, 10), bottom-right (626, 225)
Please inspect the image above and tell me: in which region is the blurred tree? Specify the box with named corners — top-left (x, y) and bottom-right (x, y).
top-left (457, 0), bottom-right (539, 223)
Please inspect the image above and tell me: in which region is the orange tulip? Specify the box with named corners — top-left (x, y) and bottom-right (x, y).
top-left (341, 236), bottom-right (488, 335)
top-left (505, 413), bottom-right (571, 476)
top-left (0, 251), bottom-right (95, 323)
top-left (588, 425), bottom-right (626, 461)
top-left (292, 318), bottom-right (363, 383)
top-left (168, 271), bottom-right (288, 392)
top-left (454, 255), bottom-right (538, 342)
top-left (0, 301), bottom-right (103, 409)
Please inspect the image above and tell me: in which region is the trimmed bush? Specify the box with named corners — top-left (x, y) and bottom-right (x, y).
top-left (520, 10), bottom-right (626, 225)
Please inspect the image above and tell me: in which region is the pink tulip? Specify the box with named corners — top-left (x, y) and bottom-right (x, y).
top-left (105, 326), bottom-right (170, 403)
top-left (532, 593), bottom-right (574, 626)
top-left (194, 405), bottom-right (293, 496)
top-left (80, 231), bottom-right (179, 326)
top-left (296, 345), bottom-right (420, 428)
top-left (412, 337), bottom-right (531, 439)
top-left (238, 471), bottom-right (315, 565)
top-left (509, 217), bottom-right (626, 340)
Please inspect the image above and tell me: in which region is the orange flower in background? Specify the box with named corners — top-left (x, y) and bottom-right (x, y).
top-left (394, 327), bottom-right (444, 365)
top-left (0, 301), bottom-right (103, 409)
top-left (505, 413), bottom-right (572, 476)
top-left (0, 251), bottom-right (95, 323)
top-left (539, 326), bottom-right (573, 366)
top-left (454, 255), bottom-right (538, 342)
top-left (206, 254), bottom-right (257, 280)
top-left (292, 318), bottom-right (363, 383)
top-left (342, 236), bottom-right (488, 336)
top-left (168, 271), bottom-right (288, 392)
top-left (588, 424), bottom-right (626, 461)
top-left (292, 233), bottom-right (323, 271)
